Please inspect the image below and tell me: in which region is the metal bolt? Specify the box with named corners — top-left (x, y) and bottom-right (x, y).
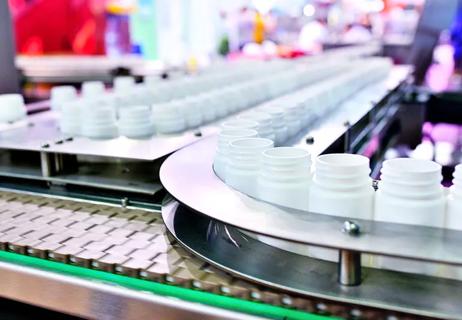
top-left (343, 121), bottom-right (351, 127)
top-left (194, 131), bottom-right (202, 137)
top-left (305, 136), bottom-right (314, 144)
top-left (65, 137), bottom-right (74, 142)
top-left (342, 220), bottom-right (361, 236)
top-left (41, 144), bottom-right (50, 149)
top-left (55, 140), bottom-right (64, 145)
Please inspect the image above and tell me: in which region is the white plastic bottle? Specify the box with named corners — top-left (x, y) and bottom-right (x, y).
top-left (308, 153), bottom-right (374, 262)
top-left (259, 106), bottom-right (289, 146)
top-left (118, 106), bottom-right (154, 139)
top-left (114, 76), bottom-right (135, 92)
top-left (81, 81), bottom-right (105, 98)
top-left (446, 164), bottom-right (462, 230)
top-left (309, 153), bottom-right (374, 219)
top-left (50, 86), bottom-right (77, 111)
top-left (225, 138), bottom-right (274, 197)
top-left (152, 102), bottom-right (186, 134)
top-left (60, 100), bottom-right (83, 136)
top-left (81, 106), bottom-right (118, 139)
top-left (375, 158), bottom-right (445, 227)
top-left (442, 164), bottom-right (462, 280)
top-left (196, 94), bottom-right (217, 123)
top-left (282, 105), bottom-right (303, 138)
top-left (221, 119), bottom-right (259, 131)
top-left (375, 158), bottom-right (445, 275)
top-left (214, 129), bottom-right (259, 181)
top-left (239, 112), bottom-right (276, 141)
top-left (257, 147), bottom-right (311, 211)
top-left (180, 98), bottom-right (203, 128)
top-left (0, 94), bottom-right (27, 123)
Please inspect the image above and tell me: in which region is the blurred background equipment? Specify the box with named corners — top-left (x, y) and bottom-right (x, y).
top-left (0, 1), bottom-right (461, 319)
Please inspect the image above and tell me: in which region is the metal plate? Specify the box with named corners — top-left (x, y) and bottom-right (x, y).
top-left (0, 111), bottom-right (216, 161)
top-left (162, 200), bottom-right (462, 320)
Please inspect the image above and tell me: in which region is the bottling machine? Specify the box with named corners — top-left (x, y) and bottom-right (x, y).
top-left (0, 37), bottom-right (460, 320)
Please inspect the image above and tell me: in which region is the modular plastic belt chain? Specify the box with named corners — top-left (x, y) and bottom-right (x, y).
top-left (0, 191), bottom-right (416, 319)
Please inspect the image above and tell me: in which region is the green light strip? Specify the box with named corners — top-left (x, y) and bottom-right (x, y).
top-left (0, 251), bottom-right (335, 320)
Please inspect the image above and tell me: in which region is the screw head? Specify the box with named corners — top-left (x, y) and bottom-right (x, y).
top-left (305, 136), bottom-right (314, 144)
top-left (342, 220), bottom-right (361, 236)
top-left (194, 131), bottom-right (202, 137)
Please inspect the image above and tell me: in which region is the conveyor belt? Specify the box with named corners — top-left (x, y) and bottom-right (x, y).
top-left (0, 191), bottom-right (431, 319)
top-left (0, 191), bottom-right (341, 319)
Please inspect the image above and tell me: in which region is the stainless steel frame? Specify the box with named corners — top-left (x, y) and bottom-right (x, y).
top-left (0, 259), bottom-right (260, 320)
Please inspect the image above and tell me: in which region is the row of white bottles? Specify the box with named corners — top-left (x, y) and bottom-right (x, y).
top-left (214, 137), bottom-right (462, 277)
top-left (50, 46), bottom-right (386, 113)
top-left (150, 43), bottom-right (380, 102)
top-left (55, 59), bottom-right (351, 139)
top-left (60, 100), bottom-right (153, 139)
top-left (53, 65), bottom-right (290, 138)
top-left (217, 58), bottom-right (392, 150)
top-left (148, 61), bottom-right (351, 134)
top-left (53, 57), bottom-right (391, 139)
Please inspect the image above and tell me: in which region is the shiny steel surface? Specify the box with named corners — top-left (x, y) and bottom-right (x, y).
top-left (338, 250), bottom-right (362, 286)
top-left (162, 200), bottom-right (462, 319)
top-left (0, 260), bottom-right (258, 320)
top-left (0, 111), bottom-right (216, 161)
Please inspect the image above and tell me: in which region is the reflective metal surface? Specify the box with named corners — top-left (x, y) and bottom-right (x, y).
top-left (0, 260), bottom-right (258, 320)
top-left (0, 111), bottom-right (216, 161)
top-left (162, 200), bottom-right (462, 319)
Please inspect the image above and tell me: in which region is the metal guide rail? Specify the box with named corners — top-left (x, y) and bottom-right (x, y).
top-left (163, 199), bottom-right (462, 320)
top-left (0, 190), bottom-right (401, 320)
